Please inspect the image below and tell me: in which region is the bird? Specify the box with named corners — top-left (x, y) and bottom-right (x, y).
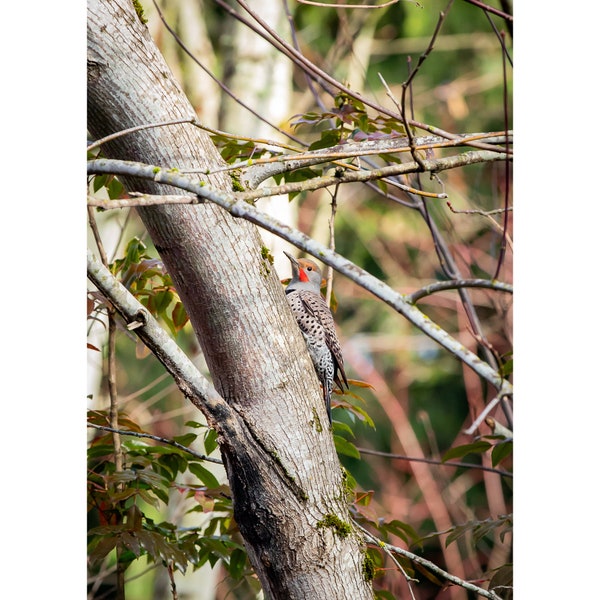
top-left (283, 251), bottom-right (348, 423)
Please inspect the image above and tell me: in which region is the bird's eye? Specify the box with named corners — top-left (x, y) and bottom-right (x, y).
top-left (307, 266), bottom-right (313, 271)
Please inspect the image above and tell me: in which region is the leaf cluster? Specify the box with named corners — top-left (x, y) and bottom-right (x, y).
top-left (109, 237), bottom-right (189, 337)
top-left (291, 92), bottom-right (407, 151)
top-left (87, 413), bottom-right (256, 587)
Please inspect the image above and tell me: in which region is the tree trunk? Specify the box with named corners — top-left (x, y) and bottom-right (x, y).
top-left (87, 1), bottom-right (374, 598)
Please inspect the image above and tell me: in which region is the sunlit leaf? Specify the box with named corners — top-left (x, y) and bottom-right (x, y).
top-left (189, 462), bottom-right (220, 489)
top-left (203, 428), bottom-right (219, 455)
top-left (333, 435), bottom-right (360, 459)
top-left (309, 129), bottom-right (342, 151)
top-left (332, 420), bottom-right (354, 438)
top-left (172, 301), bottom-right (189, 331)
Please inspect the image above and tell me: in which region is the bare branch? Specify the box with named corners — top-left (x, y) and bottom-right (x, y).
top-left (240, 131), bottom-right (511, 189)
top-left (357, 447), bottom-right (512, 477)
top-left (87, 119), bottom-right (197, 152)
top-left (406, 279), bottom-right (513, 304)
top-left (88, 193), bottom-right (200, 209)
top-left (88, 423), bottom-right (223, 464)
top-left (238, 148), bottom-right (507, 201)
top-left (356, 522), bottom-right (505, 600)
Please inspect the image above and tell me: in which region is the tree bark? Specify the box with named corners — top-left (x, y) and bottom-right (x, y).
top-left (87, 1), bottom-right (374, 598)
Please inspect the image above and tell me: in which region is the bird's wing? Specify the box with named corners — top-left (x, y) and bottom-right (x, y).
top-left (298, 291), bottom-right (349, 389)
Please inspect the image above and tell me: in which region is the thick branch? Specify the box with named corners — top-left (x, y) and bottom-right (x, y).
top-left (239, 149), bottom-right (509, 201)
top-left (240, 132), bottom-right (511, 189)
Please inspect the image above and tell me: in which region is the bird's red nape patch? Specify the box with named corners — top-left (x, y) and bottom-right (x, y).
top-left (299, 268), bottom-right (310, 283)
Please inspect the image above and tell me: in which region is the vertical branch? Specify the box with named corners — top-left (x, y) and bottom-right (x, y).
top-left (88, 206), bottom-right (125, 598)
top-left (107, 302), bottom-right (125, 599)
top-left (326, 182), bottom-right (341, 306)
top-left (399, 0), bottom-right (455, 164)
top-left (493, 29), bottom-right (511, 281)
top-left (167, 562), bottom-right (179, 600)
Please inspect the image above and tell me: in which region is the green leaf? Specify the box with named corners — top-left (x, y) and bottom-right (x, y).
top-left (92, 174), bottom-right (108, 193)
top-left (333, 435), bottom-right (361, 459)
top-left (380, 519), bottom-right (420, 545)
top-left (185, 420), bottom-right (207, 429)
top-left (173, 433), bottom-right (198, 447)
top-left (203, 428), bottom-right (219, 455)
top-left (87, 444), bottom-right (117, 460)
top-left (153, 289), bottom-right (174, 315)
top-left (342, 402), bottom-right (375, 429)
top-left (107, 176), bottom-right (124, 199)
top-left (332, 420), bottom-right (355, 438)
top-left (500, 357), bottom-right (513, 377)
top-left (172, 301), bottom-right (189, 331)
top-left (488, 563), bottom-right (513, 600)
top-left (442, 441), bottom-right (491, 462)
top-left (374, 591), bottom-right (396, 600)
top-left (88, 533), bottom-right (118, 565)
top-left (309, 128), bottom-right (342, 151)
top-left (188, 462), bottom-right (220, 489)
top-left (121, 438), bottom-right (151, 452)
top-left (491, 439), bottom-right (513, 466)
top-left (125, 237), bottom-right (147, 265)
top-left (443, 515), bottom-right (513, 549)
top-left (228, 548), bottom-right (247, 579)
top-left (138, 487), bottom-right (165, 508)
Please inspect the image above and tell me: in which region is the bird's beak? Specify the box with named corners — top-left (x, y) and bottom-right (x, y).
top-left (283, 251), bottom-right (299, 267)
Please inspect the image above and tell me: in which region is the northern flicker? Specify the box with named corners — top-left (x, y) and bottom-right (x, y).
top-left (283, 251), bottom-right (348, 423)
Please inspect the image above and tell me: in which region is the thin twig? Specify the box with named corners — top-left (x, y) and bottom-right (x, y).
top-left (405, 278), bottom-right (513, 304)
top-left (88, 193), bottom-right (200, 209)
top-left (88, 423), bottom-right (223, 464)
top-left (493, 29), bottom-right (511, 281)
top-left (236, 149), bottom-right (507, 202)
top-left (297, 0), bottom-right (415, 8)
top-left (326, 183), bottom-right (340, 306)
top-left (87, 119), bottom-right (196, 152)
top-left (354, 521), bottom-right (505, 600)
top-left (151, 0), bottom-right (304, 146)
top-left (462, 0), bottom-right (513, 22)
top-left (358, 522), bottom-right (419, 599)
top-left (464, 394), bottom-right (502, 435)
top-left (357, 447), bottom-right (512, 478)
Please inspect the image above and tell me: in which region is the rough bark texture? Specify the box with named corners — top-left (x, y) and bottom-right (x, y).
top-left (87, 1), bottom-right (374, 598)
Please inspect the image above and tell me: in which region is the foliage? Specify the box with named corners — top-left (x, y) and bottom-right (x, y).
top-left (110, 237), bottom-right (189, 337)
top-left (87, 411), bottom-right (258, 593)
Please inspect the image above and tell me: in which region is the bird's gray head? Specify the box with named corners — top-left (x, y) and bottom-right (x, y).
top-left (284, 251), bottom-right (323, 293)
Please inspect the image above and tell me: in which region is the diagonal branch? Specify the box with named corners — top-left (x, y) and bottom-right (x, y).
top-left (86, 249), bottom-right (233, 432)
top-left (356, 521), bottom-right (505, 600)
top-left (88, 159), bottom-right (512, 399)
top-left (88, 423), bottom-right (224, 464)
